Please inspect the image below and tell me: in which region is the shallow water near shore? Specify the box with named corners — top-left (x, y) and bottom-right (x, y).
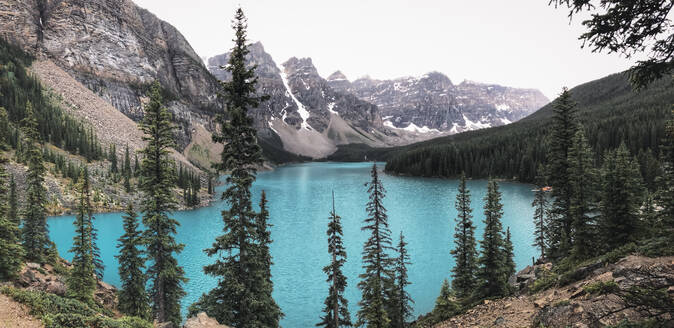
top-left (48, 162), bottom-right (537, 327)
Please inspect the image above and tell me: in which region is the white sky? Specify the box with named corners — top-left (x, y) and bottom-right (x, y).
top-left (132, 0), bottom-right (637, 100)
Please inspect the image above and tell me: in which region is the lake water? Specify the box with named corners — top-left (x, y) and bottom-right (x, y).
top-left (48, 162), bottom-right (537, 327)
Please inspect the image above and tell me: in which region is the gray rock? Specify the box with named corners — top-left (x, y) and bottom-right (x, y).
top-left (184, 312), bottom-right (231, 328)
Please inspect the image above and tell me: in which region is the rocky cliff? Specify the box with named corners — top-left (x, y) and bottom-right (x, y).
top-left (0, 0), bottom-right (220, 151)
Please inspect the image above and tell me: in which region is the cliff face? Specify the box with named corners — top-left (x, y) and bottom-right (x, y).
top-left (0, 0), bottom-right (220, 149)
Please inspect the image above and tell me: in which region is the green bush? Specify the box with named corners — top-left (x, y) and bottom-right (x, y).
top-left (531, 267), bottom-right (558, 293)
top-left (1, 287), bottom-right (152, 328)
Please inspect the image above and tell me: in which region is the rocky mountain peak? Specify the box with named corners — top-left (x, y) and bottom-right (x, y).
top-left (327, 70), bottom-right (348, 81)
top-left (282, 57), bottom-right (319, 77)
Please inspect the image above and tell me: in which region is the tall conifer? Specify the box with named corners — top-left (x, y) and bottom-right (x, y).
top-left (20, 103), bottom-right (50, 263)
top-left (390, 232), bottom-right (413, 328)
top-left (67, 169), bottom-right (97, 303)
top-left (657, 109), bottom-right (674, 238)
top-left (546, 88), bottom-right (577, 261)
top-left (504, 227), bottom-right (516, 281)
top-left (0, 148), bottom-right (24, 279)
top-left (116, 205), bottom-right (150, 320)
top-left (190, 8), bottom-right (280, 327)
top-left (531, 167), bottom-right (548, 259)
top-left (475, 179), bottom-right (508, 299)
top-left (598, 144), bottom-right (644, 250)
top-left (357, 163), bottom-right (394, 328)
top-left (450, 173), bottom-right (478, 300)
top-left (567, 129), bottom-right (598, 260)
top-left (139, 82), bottom-right (186, 326)
top-left (318, 192), bottom-right (352, 328)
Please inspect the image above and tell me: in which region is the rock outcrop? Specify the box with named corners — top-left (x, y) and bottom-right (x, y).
top-left (435, 255), bottom-right (674, 328)
top-left (0, 0), bottom-right (220, 151)
top-left (184, 312), bottom-right (232, 328)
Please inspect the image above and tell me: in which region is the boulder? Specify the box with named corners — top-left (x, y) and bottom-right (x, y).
top-left (184, 312), bottom-right (231, 328)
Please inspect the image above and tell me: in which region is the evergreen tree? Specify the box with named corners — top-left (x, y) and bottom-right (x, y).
top-left (116, 205), bottom-right (150, 320)
top-left (390, 232), bottom-right (413, 328)
top-left (531, 167), bottom-right (548, 259)
top-left (430, 279), bottom-right (460, 323)
top-left (357, 163), bottom-right (394, 328)
top-left (567, 129), bottom-right (599, 260)
top-left (0, 151), bottom-right (24, 280)
top-left (20, 103), bottom-right (50, 263)
top-left (546, 88), bottom-right (577, 261)
top-left (0, 107), bottom-right (9, 148)
top-left (133, 153), bottom-right (140, 177)
top-left (475, 179), bottom-right (508, 299)
top-left (67, 170), bottom-right (97, 303)
top-left (317, 192), bottom-right (352, 328)
top-left (657, 109), bottom-right (674, 239)
top-left (8, 175), bottom-right (18, 226)
top-left (123, 145), bottom-right (132, 192)
top-left (109, 144), bottom-right (118, 174)
top-left (450, 173), bottom-right (478, 300)
top-left (190, 8), bottom-right (280, 327)
top-left (504, 227), bottom-right (516, 281)
top-left (253, 190), bottom-right (282, 327)
top-left (139, 82), bottom-right (186, 326)
top-left (599, 144), bottom-right (645, 250)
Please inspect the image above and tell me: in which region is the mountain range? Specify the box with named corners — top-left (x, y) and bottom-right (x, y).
top-left (0, 0), bottom-right (549, 162)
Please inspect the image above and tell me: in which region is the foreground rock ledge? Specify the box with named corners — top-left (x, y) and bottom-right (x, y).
top-left (183, 312), bottom-right (231, 328)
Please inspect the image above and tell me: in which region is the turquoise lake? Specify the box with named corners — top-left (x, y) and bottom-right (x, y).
top-left (47, 162), bottom-right (537, 327)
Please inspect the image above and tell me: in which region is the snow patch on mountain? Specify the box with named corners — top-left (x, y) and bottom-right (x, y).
top-left (278, 66), bottom-right (312, 130)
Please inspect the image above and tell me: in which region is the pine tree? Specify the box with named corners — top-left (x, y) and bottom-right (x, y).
top-left (450, 173), bottom-right (478, 300)
top-left (531, 166), bottom-right (548, 260)
top-left (504, 227), bottom-right (516, 281)
top-left (67, 169), bottom-right (97, 303)
top-left (190, 8), bottom-right (280, 327)
top-left (599, 144), bottom-right (645, 251)
top-left (20, 103), bottom-right (50, 263)
top-left (109, 144), bottom-right (118, 174)
top-left (139, 82), bottom-right (186, 326)
top-left (390, 232), bottom-right (413, 328)
top-left (567, 129), bottom-right (599, 260)
top-left (318, 192), bottom-right (352, 328)
top-left (546, 88), bottom-right (577, 261)
top-left (0, 107), bottom-right (9, 148)
top-left (357, 163), bottom-right (394, 328)
top-left (123, 145), bottom-right (132, 192)
top-left (430, 279), bottom-right (460, 323)
top-left (133, 153), bottom-right (140, 177)
top-left (8, 175), bottom-right (18, 226)
top-left (116, 205), bottom-right (150, 320)
top-left (656, 109), bottom-right (674, 239)
top-left (475, 179), bottom-right (508, 299)
top-left (0, 151), bottom-right (24, 280)
top-left (253, 190), bottom-right (282, 327)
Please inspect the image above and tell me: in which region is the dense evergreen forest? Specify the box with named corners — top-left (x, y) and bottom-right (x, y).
top-left (328, 72), bottom-right (671, 186)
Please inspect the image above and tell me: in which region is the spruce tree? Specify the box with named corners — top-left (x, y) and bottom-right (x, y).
top-left (190, 7), bottom-right (280, 327)
top-left (317, 192), bottom-right (352, 328)
top-left (567, 129), bottom-right (598, 260)
top-left (531, 167), bottom-right (548, 259)
top-left (657, 109), bottom-right (674, 239)
top-left (20, 103), bottom-right (50, 263)
top-left (0, 107), bottom-right (9, 147)
top-left (357, 163), bottom-right (394, 328)
top-left (430, 279), bottom-right (460, 323)
top-left (599, 144), bottom-right (645, 251)
top-left (504, 227), bottom-right (516, 281)
top-left (109, 144), bottom-right (118, 174)
top-left (390, 232), bottom-right (413, 328)
top-left (0, 152), bottom-right (24, 280)
top-left (475, 179), bottom-right (508, 299)
top-left (67, 170), bottom-right (97, 303)
top-left (139, 82), bottom-right (186, 326)
top-left (116, 205), bottom-right (150, 320)
top-left (450, 173), bottom-right (478, 300)
top-left (8, 175), bottom-right (18, 226)
top-left (253, 190), bottom-right (282, 327)
top-left (546, 88), bottom-right (577, 261)
top-left (123, 145), bottom-right (132, 192)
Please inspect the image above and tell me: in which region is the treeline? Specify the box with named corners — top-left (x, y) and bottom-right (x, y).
top-left (384, 72), bottom-right (673, 185)
top-left (0, 38), bottom-right (104, 162)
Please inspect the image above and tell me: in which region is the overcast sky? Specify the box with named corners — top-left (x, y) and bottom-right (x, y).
top-left (132, 0), bottom-right (637, 100)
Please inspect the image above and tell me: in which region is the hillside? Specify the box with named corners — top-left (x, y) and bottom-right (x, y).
top-left (329, 72), bottom-right (672, 184)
